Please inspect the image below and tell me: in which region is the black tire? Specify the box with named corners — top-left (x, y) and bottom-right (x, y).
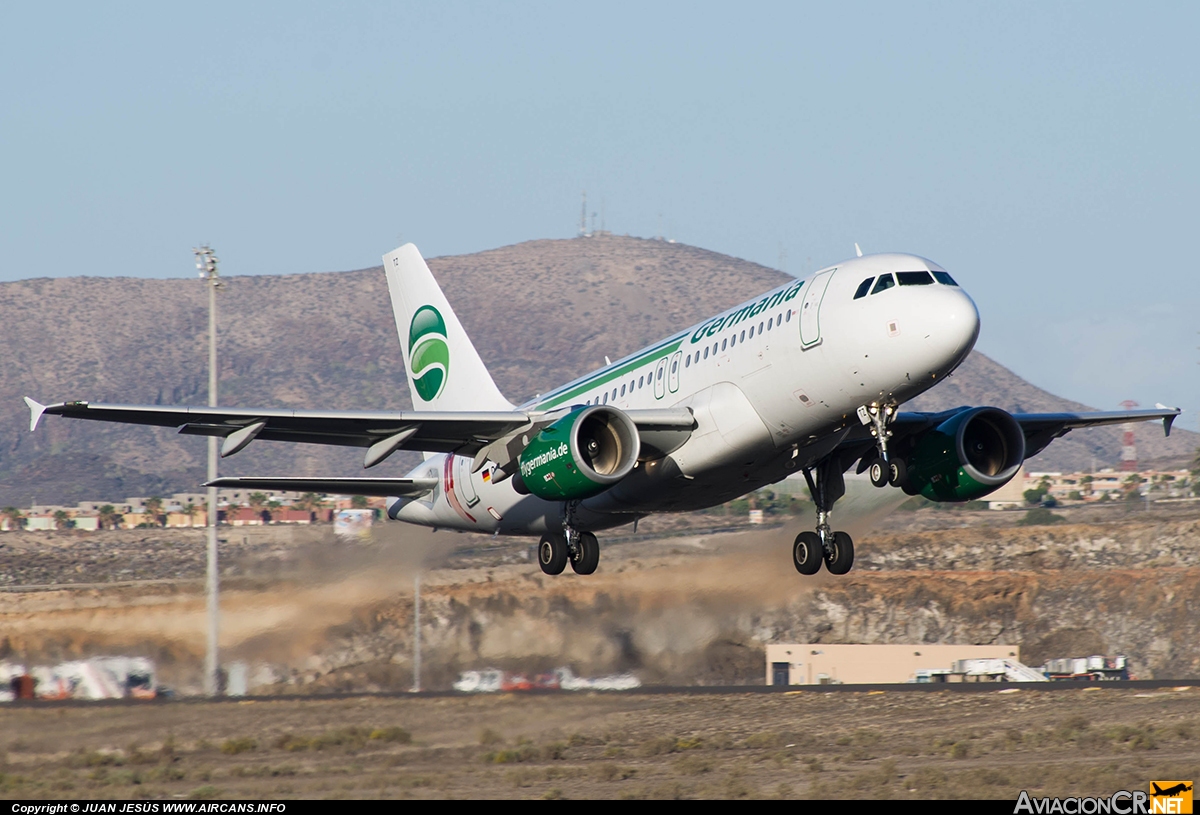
top-left (888, 458), bottom-right (909, 489)
top-left (570, 532), bottom-right (600, 575)
top-left (538, 534), bottom-right (568, 575)
top-left (869, 460), bottom-right (888, 488)
top-left (824, 531), bottom-right (855, 575)
top-left (793, 531), bottom-right (823, 575)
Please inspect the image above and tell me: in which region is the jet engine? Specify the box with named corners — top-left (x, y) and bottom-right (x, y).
top-left (906, 407), bottom-right (1026, 502)
top-left (516, 405), bottom-right (640, 501)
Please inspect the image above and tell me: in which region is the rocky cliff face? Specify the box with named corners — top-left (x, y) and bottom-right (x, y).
top-left (3, 513), bottom-right (1198, 692)
top-left (237, 516), bottom-right (1200, 691)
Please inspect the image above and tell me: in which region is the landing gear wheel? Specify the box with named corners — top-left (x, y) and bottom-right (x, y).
top-left (888, 458), bottom-right (908, 489)
top-left (570, 531), bottom-right (600, 575)
top-left (793, 531), bottom-right (823, 575)
top-left (538, 533), bottom-right (568, 575)
top-left (869, 460), bottom-right (888, 488)
top-left (824, 531), bottom-right (855, 575)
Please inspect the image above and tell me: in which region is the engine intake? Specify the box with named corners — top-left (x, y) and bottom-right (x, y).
top-left (907, 407), bottom-right (1026, 502)
top-left (517, 406), bottom-right (640, 501)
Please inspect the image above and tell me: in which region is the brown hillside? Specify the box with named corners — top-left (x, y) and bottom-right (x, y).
top-left (0, 236), bottom-right (1193, 504)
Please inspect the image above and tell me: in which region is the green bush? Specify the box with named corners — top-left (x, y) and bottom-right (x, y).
top-left (1017, 508), bottom-right (1065, 526)
top-left (219, 737), bottom-right (257, 755)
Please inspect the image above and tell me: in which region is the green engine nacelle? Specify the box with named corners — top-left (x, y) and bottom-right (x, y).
top-left (907, 407), bottom-right (1026, 502)
top-left (517, 406), bottom-right (640, 501)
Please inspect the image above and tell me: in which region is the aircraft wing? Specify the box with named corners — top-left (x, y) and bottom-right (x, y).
top-left (24, 397), bottom-right (695, 468)
top-left (205, 476), bottom-right (438, 497)
top-left (849, 405), bottom-right (1181, 463)
top-left (1008, 407), bottom-right (1181, 457)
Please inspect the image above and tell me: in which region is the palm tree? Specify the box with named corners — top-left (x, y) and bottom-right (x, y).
top-left (2, 507), bottom-right (26, 531)
top-left (247, 492), bottom-right (268, 523)
top-left (53, 510), bottom-right (71, 530)
top-left (143, 496), bottom-right (164, 527)
top-left (266, 500), bottom-right (282, 523)
top-left (97, 504), bottom-right (122, 530)
top-left (183, 503), bottom-right (198, 527)
top-left (1080, 474), bottom-right (1094, 498)
top-left (296, 492), bottom-right (325, 521)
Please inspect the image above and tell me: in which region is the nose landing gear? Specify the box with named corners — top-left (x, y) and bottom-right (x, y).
top-left (860, 402), bottom-right (906, 491)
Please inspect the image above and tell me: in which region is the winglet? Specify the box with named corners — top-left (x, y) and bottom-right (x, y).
top-left (1156, 403), bottom-right (1180, 436)
top-left (24, 397), bottom-right (46, 432)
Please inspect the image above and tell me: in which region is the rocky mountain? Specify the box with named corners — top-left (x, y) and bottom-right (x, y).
top-left (0, 236), bottom-right (1193, 505)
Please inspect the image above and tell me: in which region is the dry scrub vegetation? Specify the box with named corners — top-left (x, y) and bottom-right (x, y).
top-left (3, 688), bottom-right (1200, 800)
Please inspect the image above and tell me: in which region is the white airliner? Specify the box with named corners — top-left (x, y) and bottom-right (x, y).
top-left (25, 244), bottom-right (1180, 577)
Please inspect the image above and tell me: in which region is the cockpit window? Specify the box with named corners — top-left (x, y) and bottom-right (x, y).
top-left (870, 274), bottom-right (895, 295)
top-left (897, 271), bottom-right (934, 286)
top-left (853, 278), bottom-right (874, 300)
top-left (932, 271), bottom-right (958, 286)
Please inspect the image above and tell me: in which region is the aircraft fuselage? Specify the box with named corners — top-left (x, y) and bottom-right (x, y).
top-left (389, 253), bottom-right (980, 535)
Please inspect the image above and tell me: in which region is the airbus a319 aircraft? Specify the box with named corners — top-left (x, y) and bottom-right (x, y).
top-left (26, 244), bottom-right (1180, 577)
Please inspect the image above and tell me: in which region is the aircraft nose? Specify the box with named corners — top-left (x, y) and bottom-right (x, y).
top-left (928, 287), bottom-right (981, 364)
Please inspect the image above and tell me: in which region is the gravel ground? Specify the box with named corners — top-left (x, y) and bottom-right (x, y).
top-left (2, 687), bottom-right (1199, 800)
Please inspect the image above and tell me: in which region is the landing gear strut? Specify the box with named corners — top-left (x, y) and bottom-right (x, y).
top-left (797, 456), bottom-right (855, 576)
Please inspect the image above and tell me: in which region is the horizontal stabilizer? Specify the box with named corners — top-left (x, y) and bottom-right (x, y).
top-left (23, 397), bottom-right (46, 432)
top-left (205, 476), bottom-right (438, 498)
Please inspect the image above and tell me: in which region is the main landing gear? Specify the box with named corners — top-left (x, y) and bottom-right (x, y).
top-left (538, 529), bottom-right (599, 576)
top-left (796, 456), bottom-right (855, 576)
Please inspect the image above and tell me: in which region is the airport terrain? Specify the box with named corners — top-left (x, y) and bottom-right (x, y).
top-left (3, 491), bottom-right (1199, 800)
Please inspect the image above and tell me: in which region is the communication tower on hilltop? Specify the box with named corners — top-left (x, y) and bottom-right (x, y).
top-left (1119, 400), bottom-right (1139, 472)
top-left (579, 192), bottom-right (588, 237)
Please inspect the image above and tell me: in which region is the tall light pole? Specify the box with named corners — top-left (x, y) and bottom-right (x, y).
top-left (195, 245), bottom-right (222, 696)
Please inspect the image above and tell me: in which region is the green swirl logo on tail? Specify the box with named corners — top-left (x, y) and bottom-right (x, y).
top-left (408, 305), bottom-right (449, 401)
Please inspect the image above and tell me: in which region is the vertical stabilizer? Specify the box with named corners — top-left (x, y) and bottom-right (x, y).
top-left (384, 244), bottom-right (514, 412)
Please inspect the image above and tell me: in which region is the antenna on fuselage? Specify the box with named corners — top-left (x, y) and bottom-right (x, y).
top-left (855, 243), bottom-right (863, 257)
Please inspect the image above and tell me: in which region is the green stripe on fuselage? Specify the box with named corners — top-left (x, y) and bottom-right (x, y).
top-left (536, 336), bottom-right (685, 409)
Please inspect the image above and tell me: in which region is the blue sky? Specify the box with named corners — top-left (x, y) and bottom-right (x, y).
top-left (2, 2), bottom-right (1197, 429)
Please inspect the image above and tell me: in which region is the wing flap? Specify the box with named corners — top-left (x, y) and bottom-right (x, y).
top-left (34, 400), bottom-right (532, 456)
top-left (205, 476), bottom-right (438, 498)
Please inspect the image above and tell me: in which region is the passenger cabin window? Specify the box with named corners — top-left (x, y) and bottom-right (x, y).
top-left (740, 330), bottom-right (746, 341)
top-left (767, 317), bottom-right (773, 330)
top-left (721, 338), bottom-right (727, 351)
top-left (786, 309), bottom-right (792, 321)
top-left (871, 274), bottom-right (895, 295)
top-left (703, 347), bottom-right (709, 359)
top-left (933, 271), bottom-right (958, 286)
top-left (621, 383), bottom-right (626, 396)
top-left (685, 356), bottom-right (690, 368)
top-left (853, 278), bottom-right (874, 299)
top-left (730, 334), bottom-right (737, 347)
top-left (897, 271), bottom-right (934, 286)
top-left (748, 326), bottom-right (754, 338)
top-left (639, 375), bottom-right (644, 387)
